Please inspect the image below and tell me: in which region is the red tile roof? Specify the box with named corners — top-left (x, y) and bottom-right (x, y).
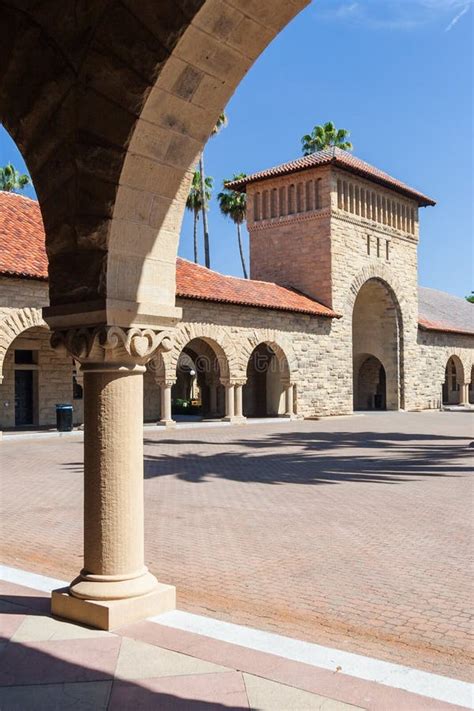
top-left (176, 258), bottom-right (337, 317)
top-left (0, 192), bottom-right (48, 280)
top-left (226, 147), bottom-right (436, 207)
top-left (2, 193), bottom-right (469, 336)
top-left (418, 317), bottom-right (474, 337)
top-left (0, 192), bottom-right (337, 317)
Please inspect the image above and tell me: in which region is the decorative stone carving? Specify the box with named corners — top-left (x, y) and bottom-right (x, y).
top-left (51, 326), bottom-right (173, 367)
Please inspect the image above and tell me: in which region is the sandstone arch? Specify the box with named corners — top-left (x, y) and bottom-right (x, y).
top-left (1, 1), bottom-right (310, 324)
top-left (0, 307), bottom-right (46, 382)
top-left (239, 331), bottom-right (298, 382)
top-left (162, 322), bottom-right (239, 381)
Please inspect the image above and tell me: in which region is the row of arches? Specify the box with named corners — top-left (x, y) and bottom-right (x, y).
top-left (158, 338), bottom-right (296, 422)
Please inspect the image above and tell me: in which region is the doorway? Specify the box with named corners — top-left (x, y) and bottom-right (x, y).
top-left (15, 370), bottom-right (34, 426)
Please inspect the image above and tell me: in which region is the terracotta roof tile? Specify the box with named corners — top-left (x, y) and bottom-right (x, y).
top-left (226, 147), bottom-right (436, 207)
top-left (2, 193), bottom-right (469, 336)
top-left (0, 192), bottom-right (48, 279)
top-left (176, 257), bottom-right (338, 317)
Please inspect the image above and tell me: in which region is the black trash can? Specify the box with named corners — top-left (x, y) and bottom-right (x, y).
top-left (56, 403), bottom-right (73, 432)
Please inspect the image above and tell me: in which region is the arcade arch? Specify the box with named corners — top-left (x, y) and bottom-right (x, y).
top-left (352, 278), bottom-right (403, 411)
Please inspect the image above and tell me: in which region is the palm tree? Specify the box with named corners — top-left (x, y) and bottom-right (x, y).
top-left (186, 170), bottom-right (213, 264)
top-left (218, 174), bottom-right (248, 279)
top-left (301, 121), bottom-right (353, 156)
top-left (0, 163), bottom-right (30, 192)
top-left (199, 112), bottom-right (228, 268)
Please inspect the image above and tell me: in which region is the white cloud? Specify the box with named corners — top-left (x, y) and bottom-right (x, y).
top-left (445, 3), bottom-right (470, 30)
top-left (316, 0), bottom-right (473, 31)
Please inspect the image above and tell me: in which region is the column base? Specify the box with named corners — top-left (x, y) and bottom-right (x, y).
top-left (51, 582), bottom-right (176, 630)
top-left (156, 419), bottom-right (176, 428)
top-left (223, 416), bottom-right (247, 424)
top-left (281, 413), bottom-right (301, 420)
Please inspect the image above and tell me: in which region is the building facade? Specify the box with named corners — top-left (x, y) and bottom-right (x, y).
top-left (0, 148), bottom-right (472, 432)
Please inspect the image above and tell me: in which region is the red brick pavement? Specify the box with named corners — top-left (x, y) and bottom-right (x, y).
top-left (1, 412), bottom-right (473, 681)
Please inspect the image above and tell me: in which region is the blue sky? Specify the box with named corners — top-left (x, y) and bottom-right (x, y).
top-left (1, 0), bottom-right (472, 296)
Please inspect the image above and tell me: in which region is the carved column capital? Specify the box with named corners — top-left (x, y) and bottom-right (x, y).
top-left (51, 326), bottom-right (173, 368)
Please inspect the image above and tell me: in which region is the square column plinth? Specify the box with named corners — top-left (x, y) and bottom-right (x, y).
top-left (52, 583), bottom-right (176, 630)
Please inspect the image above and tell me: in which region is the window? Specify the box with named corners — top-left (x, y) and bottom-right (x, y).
top-left (253, 192), bottom-right (260, 221)
top-left (349, 183), bottom-right (354, 213)
top-left (288, 184), bottom-right (295, 214)
top-left (360, 188), bottom-right (366, 218)
top-left (279, 186), bottom-right (286, 216)
top-left (366, 235), bottom-right (371, 255)
top-left (385, 240), bottom-right (390, 260)
top-left (343, 181), bottom-right (349, 211)
top-left (337, 179), bottom-right (343, 209)
top-left (15, 349), bottom-right (36, 364)
top-left (315, 178), bottom-right (322, 209)
top-left (305, 180), bottom-right (313, 211)
top-left (262, 190), bottom-right (269, 219)
top-left (376, 237), bottom-right (381, 257)
top-left (296, 182), bottom-right (303, 212)
top-left (271, 188), bottom-right (277, 218)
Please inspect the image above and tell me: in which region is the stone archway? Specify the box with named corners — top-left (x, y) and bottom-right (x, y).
top-left (442, 355), bottom-right (464, 406)
top-left (1, 1), bottom-right (310, 326)
top-left (172, 337), bottom-right (229, 420)
top-left (0, 307), bottom-right (46, 383)
top-left (354, 354), bottom-right (387, 411)
top-left (352, 278), bottom-right (403, 411)
top-left (243, 340), bottom-right (295, 418)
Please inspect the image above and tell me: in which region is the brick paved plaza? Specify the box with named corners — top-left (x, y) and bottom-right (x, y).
top-left (1, 412), bottom-right (473, 682)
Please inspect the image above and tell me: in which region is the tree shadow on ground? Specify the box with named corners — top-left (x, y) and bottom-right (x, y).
top-left (142, 430), bottom-right (472, 485)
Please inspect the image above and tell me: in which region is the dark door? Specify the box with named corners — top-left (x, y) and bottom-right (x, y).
top-left (15, 370), bottom-right (34, 426)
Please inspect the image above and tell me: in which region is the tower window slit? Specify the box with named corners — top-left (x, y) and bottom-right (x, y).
top-left (279, 186), bottom-right (286, 216)
top-left (305, 180), bottom-right (313, 211)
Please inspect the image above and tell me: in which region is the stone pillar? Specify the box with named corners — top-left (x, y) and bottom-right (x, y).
top-left (235, 383), bottom-right (243, 418)
top-left (284, 383), bottom-right (295, 418)
top-left (223, 380), bottom-right (246, 423)
top-left (158, 380), bottom-right (176, 427)
top-left (49, 326), bottom-right (175, 630)
top-left (224, 382), bottom-right (234, 420)
top-left (459, 383), bottom-right (469, 406)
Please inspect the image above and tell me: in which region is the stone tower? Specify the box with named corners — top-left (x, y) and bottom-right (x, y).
top-left (227, 148), bottom-right (435, 411)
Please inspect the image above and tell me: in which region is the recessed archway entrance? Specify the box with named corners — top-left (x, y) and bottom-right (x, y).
top-left (243, 342), bottom-right (294, 418)
top-left (0, 325), bottom-right (83, 430)
top-left (172, 338), bottom-right (226, 421)
top-left (352, 279), bottom-right (402, 411)
top-left (354, 354), bottom-right (387, 410)
top-left (442, 356), bottom-right (464, 405)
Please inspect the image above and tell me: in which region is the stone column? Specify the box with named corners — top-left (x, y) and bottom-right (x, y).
top-left (49, 326), bottom-right (175, 629)
top-left (224, 382), bottom-right (235, 420)
top-left (284, 383), bottom-right (295, 418)
top-left (158, 380), bottom-right (176, 427)
top-left (459, 382), bottom-right (469, 406)
top-left (235, 383), bottom-right (243, 418)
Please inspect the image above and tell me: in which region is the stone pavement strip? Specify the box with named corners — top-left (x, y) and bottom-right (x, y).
top-left (0, 577), bottom-right (471, 710)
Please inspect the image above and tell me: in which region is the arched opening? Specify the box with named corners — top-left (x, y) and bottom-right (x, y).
top-left (354, 354), bottom-right (387, 411)
top-left (0, 325), bottom-right (82, 430)
top-left (172, 338), bottom-right (227, 421)
top-left (352, 278), bottom-right (402, 411)
top-left (243, 343), bottom-right (290, 418)
top-left (442, 356), bottom-right (464, 406)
